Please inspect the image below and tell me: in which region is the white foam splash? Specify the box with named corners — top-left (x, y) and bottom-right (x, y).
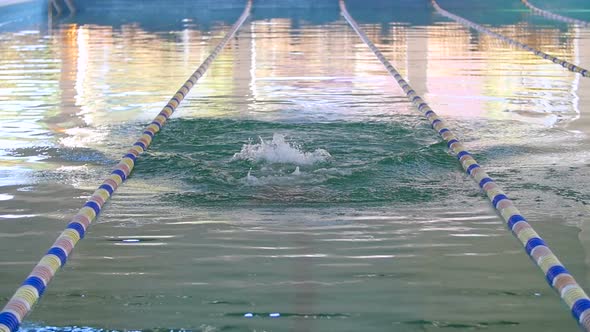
top-left (245, 169), bottom-right (259, 185)
top-left (232, 133), bottom-right (331, 165)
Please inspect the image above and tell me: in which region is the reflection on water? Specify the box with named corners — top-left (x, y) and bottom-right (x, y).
top-left (0, 0), bottom-right (590, 331)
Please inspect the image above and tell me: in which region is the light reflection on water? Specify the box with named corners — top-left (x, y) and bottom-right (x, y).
top-left (0, 0), bottom-right (590, 331)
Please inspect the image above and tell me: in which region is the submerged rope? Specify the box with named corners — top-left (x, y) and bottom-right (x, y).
top-left (431, 0), bottom-right (589, 77)
top-left (339, 0), bottom-right (590, 330)
top-left (0, 1), bottom-right (252, 331)
top-left (522, 0), bottom-right (590, 27)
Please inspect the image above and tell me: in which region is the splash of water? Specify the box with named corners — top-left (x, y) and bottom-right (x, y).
top-left (231, 133), bottom-right (331, 165)
top-left (245, 168), bottom-right (259, 185)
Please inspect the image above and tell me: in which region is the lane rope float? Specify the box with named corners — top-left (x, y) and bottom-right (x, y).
top-left (431, 0), bottom-right (589, 77)
top-left (339, 0), bottom-right (590, 330)
top-left (0, 1), bottom-right (252, 331)
top-left (521, 0), bottom-right (589, 27)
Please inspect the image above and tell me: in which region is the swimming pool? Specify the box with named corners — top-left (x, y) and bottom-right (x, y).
top-left (0, 0), bottom-right (589, 330)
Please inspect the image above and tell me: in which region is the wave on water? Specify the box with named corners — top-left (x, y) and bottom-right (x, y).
top-left (241, 166), bottom-right (305, 186)
top-left (136, 119), bottom-right (464, 205)
top-left (231, 133), bottom-right (331, 165)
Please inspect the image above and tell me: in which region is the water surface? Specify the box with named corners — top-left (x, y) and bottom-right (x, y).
top-left (1, 0), bottom-right (590, 331)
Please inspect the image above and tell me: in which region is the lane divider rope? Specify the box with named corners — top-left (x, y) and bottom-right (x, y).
top-left (431, 0), bottom-right (589, 77)
top-left (339, 0), bottom-right (590, 330)
top-left (0, 1), bottom-right (252, 331)
top-left (521, 0), bottom-right (589, 27)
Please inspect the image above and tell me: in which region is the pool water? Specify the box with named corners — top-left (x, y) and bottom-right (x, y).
top-left (1, 0), bottom-right (590, 331)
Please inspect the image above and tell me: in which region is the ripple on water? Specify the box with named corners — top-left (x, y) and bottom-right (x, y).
top-left (1, 3), bottom-right (588, 331)
top-left (132, 118), bottom-right (466, 207)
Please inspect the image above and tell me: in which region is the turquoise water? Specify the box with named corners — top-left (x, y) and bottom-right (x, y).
top-left (1, 0), bottom-right (590, 331)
